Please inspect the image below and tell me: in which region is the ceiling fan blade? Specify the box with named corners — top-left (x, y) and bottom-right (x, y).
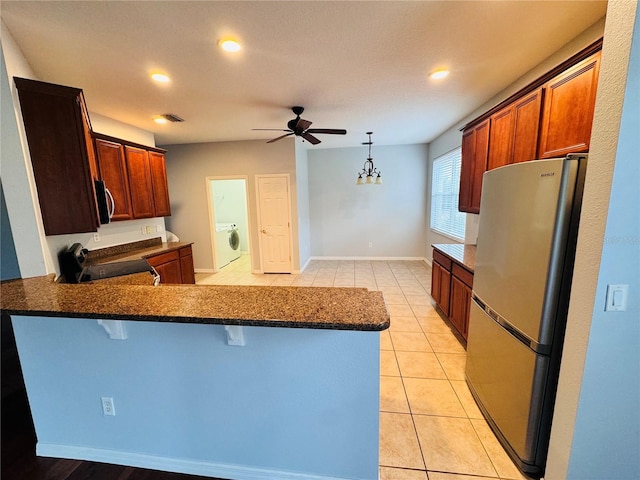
top-left (295, 118), bottom-right (312, 132)
top-left (306, 128), bottom-right (347, 135)
top-left (301, 132), bottom-right (321, 145)
top-left (252, 128), bottom-right (291, 132)
top-left (267, 132), bottom-right (294, 143)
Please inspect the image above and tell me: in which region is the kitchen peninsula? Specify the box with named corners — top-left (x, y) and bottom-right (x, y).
top-left (1, 277), bottom-right (388, 480)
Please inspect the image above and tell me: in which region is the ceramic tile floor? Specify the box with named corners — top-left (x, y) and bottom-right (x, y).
top-left (196, 255), bottom-right (531, 480)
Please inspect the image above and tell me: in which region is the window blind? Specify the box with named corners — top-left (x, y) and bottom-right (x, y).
top-left (430, 147), bottom-right (466, 241)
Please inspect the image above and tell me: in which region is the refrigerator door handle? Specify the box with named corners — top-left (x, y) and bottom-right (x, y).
top-left (472, 294), bottom-right (551, 355)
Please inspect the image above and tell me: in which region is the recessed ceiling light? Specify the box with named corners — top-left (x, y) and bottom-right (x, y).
top-left (151, 73), bottom-right (171, 83)
top-left (218, 39), bottom-right (241, 52)
top-left (153, 114), bottom-right (184, 124)
top-left (430, 69), bottom-right (450, 80)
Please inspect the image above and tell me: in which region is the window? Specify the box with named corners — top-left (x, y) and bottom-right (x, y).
top-left (430, 147), bottom-right (466, 241)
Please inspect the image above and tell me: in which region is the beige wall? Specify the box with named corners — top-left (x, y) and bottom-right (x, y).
top-left (162, 138), bottom-right (300, 273)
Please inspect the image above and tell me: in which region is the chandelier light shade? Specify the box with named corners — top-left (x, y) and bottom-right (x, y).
top-left (356, 132), bottom-right (382, 185)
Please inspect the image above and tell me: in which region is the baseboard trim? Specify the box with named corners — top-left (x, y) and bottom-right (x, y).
top-left (310, 256), bottom-right (427, 261)
top-left (194, 268), bottom-right (215, 274)
top-left (36, 443), bottom-right (354, 480)
top-left (299, 257), bottom-right (312, 273)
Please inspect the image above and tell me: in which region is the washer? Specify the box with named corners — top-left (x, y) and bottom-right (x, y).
top-left (215, 223), bottom-right (241, 268)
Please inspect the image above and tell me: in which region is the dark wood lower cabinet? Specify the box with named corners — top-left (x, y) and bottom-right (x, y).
top-left (431, 248), bottom-right (474, 341)
top-left (146, 246), bottom-right (195, 285)
top-left (179, 248), bottom-right (196, 285)
top-left (431, 260), bottom-right (451, 317)
top-left (449, 275), bottom-right (472, 340)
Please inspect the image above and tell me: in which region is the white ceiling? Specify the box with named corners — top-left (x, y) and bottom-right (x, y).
top-left (1, 1), bottom-right (607, 148)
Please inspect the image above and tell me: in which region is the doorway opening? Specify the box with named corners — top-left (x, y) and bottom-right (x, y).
top-left (207, 177), bottom-right (250, 272)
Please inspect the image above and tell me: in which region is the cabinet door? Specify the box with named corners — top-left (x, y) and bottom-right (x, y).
top-left (470, 120), bottom-right (489, 214)
top-left (148, 151), bottom-right (171, 217)
top-left (14, 78), bottom-right (100, 235)
top-left (179, 254), bottom-right (195, 284)
top-left (95, 139), bottom-right (133, 221)
top-left (458, 129), bottom-right (475, 213)
top-left (487, 106), bottom-right (515, 171)
top-left (459, 120), bottom-right (489, 214)
top-left (430, 261), bottom-right (450, 316)
top-left (538, 52), bottom-right (601, 159)
top-left (153, 260), bottom-right (183, 285)
top-left (512, 88), bottom-right (543, 164)
top-left (124, 146), bottom-right (155, 219)
top-left (450, 275), bottom-right (471, 340)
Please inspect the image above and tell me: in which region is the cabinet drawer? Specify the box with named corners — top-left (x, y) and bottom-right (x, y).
top-left (452, 262), bottom-right (474, 288)
top-left (179, 245), bottom-right (193, 257)
top-left (146, 250), bottom-right (179, 267)
top-left (433, 250), bottom-right (452, 270)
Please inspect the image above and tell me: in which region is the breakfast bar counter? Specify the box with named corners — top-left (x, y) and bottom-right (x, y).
top-left (0, 275), bottom-right (389, 331)
top-left (1, 276), bottom-right (385, 480)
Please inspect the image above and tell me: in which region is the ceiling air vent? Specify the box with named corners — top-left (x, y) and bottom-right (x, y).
top-left (160, 113), bottom-right (184, 123)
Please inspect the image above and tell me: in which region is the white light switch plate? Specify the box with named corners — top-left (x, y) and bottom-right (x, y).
top-left (605, 284), bottom-right (628, 312)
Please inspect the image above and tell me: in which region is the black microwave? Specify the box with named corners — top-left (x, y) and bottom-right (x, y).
top-left (94, 180), bottom-right (111, 225)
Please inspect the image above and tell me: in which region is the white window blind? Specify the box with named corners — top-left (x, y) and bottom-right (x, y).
top-left (430, 147), bottom-right (466, 241)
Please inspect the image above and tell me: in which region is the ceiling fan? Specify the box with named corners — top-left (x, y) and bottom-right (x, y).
top-left (253, 106), bottom-right (347, 145)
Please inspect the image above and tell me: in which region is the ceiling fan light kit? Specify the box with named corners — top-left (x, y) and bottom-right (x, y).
top-left (357, 132), bottom-right (381, 186)
top-left (253, 106), bottom-right (347, 145)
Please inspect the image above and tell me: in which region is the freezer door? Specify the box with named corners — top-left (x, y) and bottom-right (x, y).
top-left (466, 300), bottom-right (550, 467)
top-left (473, 158), bottom-right (579, 345)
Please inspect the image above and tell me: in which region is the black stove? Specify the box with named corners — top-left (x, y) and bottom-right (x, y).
top-left (59, 243), bottom-right (157, 284)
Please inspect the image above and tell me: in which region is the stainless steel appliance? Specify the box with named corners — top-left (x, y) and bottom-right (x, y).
top-left (94, 180), bottom-right (114, 225)
top-left (59, 243), bottom-right (158, 284)
top-left (465, 154), bottom-right (587, 478)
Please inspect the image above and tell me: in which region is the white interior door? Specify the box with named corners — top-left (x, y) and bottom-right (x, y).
top-left (256, 175), bottom-right (292, 273)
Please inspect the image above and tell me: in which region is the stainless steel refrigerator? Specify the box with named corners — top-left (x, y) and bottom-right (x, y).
top-left (465, 154), bottom-right (587, 478)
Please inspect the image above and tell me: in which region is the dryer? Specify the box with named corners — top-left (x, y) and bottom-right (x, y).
top-left (215, 223), bottom-right (241, 268)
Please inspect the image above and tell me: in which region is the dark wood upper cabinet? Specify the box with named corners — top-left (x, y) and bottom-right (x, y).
top-left (124, 146), bottom-right (155, 219)
top-left (538, 51), bottom-right (601, 159)
top-left (148, 151), bottom-right (171, 217)
top-left (458, 41), bottom-right (601, 214)
top-left (459, 129), bottom-right (475, 213)
top-left (487, 88), bottom-right (543, 171)
top-left (94, 138), bottom-right (133, 221)
top-left (14, 77), bottom-right (100, 236)
top-left (459, 120), bottom-right (489, 214)
top-left (512, 88), bottom-right (544, 164)
top-left (94, 133), bottom-right (171, 221)
top-left (487, 106), bottom-right (515, 171)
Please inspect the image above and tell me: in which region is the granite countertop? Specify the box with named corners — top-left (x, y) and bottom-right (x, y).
top-left (0, 275), bottom-right (389, 332)
top-left (86, 237), bottom-right (193, 265)
top-left (432, 243), bottom-right (476, 272)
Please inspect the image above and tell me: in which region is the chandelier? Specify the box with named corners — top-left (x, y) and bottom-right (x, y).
top-left (356, 132), bottom-right (382, 185)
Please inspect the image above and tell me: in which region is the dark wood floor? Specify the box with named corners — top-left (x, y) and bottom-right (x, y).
top-left (1, 315), bottom-right (227, 480)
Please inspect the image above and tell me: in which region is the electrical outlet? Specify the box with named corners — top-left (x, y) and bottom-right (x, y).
top-left (145, 225), bottom-right (152, 234)
top-left (93, 233), bottom-right (100, 242)
top-left (141, 227), bottom-right (146, 235)
top-left (155, 224), bottom-right (162, 232)
top-left (101, 396), bottom-right (116, 416)
top-left (368, 241), bottom-right (373, 248)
